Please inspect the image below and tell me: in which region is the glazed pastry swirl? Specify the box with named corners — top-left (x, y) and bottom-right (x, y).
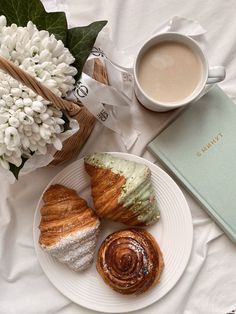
top-left (96, 228), bottom-right (164, 295)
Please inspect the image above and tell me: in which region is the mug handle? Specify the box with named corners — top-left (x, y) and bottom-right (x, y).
top-left (207, 66), bottom-right (226, 84)
top-left (193, 66), bottom-right (226, 102)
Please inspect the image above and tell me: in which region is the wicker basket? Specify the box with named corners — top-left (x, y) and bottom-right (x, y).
top-left (0, 56), bottom-right (108, 166)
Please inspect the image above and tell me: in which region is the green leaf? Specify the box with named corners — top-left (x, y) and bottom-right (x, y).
top-left (67, 21), bottom-right (107, 79)
top-left (9, 157), bottom-right (28, 180)
top-left (34, 12), bottom-right (67, 43)
top-left (0, 0), bottom-right (68, 43)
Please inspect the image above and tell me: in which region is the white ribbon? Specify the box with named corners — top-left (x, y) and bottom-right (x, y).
top-left (67, 50), bottom-right (139, 149)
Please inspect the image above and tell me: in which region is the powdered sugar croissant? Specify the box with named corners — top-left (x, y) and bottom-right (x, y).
top-left (84, 153), bottom-right (160, 226)
top-left (39, 184), bottom-right (100, 271)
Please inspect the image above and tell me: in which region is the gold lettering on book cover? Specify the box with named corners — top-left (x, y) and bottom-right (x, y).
top-left (196, 132), bottom-right (223, 157)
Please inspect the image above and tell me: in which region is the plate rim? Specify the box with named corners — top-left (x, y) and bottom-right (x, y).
top-left (33, 152), bottom-right (193, 313)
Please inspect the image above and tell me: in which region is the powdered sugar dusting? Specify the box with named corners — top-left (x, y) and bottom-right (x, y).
top-left (41, 221), bottom-right (100, 271)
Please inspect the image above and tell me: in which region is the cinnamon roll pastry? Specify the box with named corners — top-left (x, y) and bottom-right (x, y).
top-left (39, 184), bottom-right (100, 271)
top-left (96, 228), bottom-right (164, 295)
top-left (84, 152), bottom-right (160, 226)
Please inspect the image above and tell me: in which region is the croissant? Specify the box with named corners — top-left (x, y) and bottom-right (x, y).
top-left (84, 152), bottom-right (160, 226)
top-left (96, 228), bottom-right (164, 295)
top-left (39, 184), bottom-right (100, 271)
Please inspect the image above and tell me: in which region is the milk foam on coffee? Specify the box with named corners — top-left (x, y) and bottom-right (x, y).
top-left (137, 41), bottom-right (203, 103)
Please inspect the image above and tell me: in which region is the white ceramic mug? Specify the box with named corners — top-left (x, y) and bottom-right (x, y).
top-left (134, 32), bottom-right (226, 112)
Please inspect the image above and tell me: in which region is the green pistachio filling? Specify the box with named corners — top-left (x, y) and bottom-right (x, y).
top-left (85, 153), bottom-right (160, 224)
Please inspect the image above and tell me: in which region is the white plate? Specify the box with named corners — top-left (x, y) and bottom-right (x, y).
top-left (33, 152), bottom-right (193, 313)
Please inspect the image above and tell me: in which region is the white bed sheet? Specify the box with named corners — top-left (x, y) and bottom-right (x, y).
top-left (0, 1), bottom-right (236, 313)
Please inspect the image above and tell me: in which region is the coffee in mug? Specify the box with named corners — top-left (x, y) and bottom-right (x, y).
top-left (134, 33), bottom-right (226, 112)
top-left (137, 41), bottom-right (203, 103)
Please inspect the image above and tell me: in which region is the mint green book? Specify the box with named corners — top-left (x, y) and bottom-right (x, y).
top-left (147, 85), bottom-right (236, 242)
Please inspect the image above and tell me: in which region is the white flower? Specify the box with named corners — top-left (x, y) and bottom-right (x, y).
top-left (24, 107), bottom-right (34, 116)
top-left (0, 16), bottom-right (77, 170)
top-left (31, 101), bottom-right (45, 113)
top-left (4, 127), bottom-right (21, 149)
top-left (0, 87), bottom-right (7, 97)
top-left (11, 88), bottom-right (22, 97)
top-left (21, 136), bottom-right (30, 149)
top-left (0, 144), bottom-right (6, 155)
top-left (8, 116), bottom-right (20, 127)
top-left (0, 16), bottom-right (6, 30)
top-left (7, 152), bottom-right (22, 167)
top-left (18, 112), bottom-right (34, 125)
top-left (15, 99), bottom-right (24, 108)
top-left (0, 113), bottom-right (9, 123)
top-left (0, 158), bottom-right (9, 170)
top-left (52, 137), bottom-right (63, 150)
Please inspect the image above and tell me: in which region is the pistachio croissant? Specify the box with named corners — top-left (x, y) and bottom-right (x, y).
top-left (96, 228), bottom-right (164, 294)
top-left (84, 153), bottom-right (160, 226)
top-left (39, 184), bottom-right (100, 271)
